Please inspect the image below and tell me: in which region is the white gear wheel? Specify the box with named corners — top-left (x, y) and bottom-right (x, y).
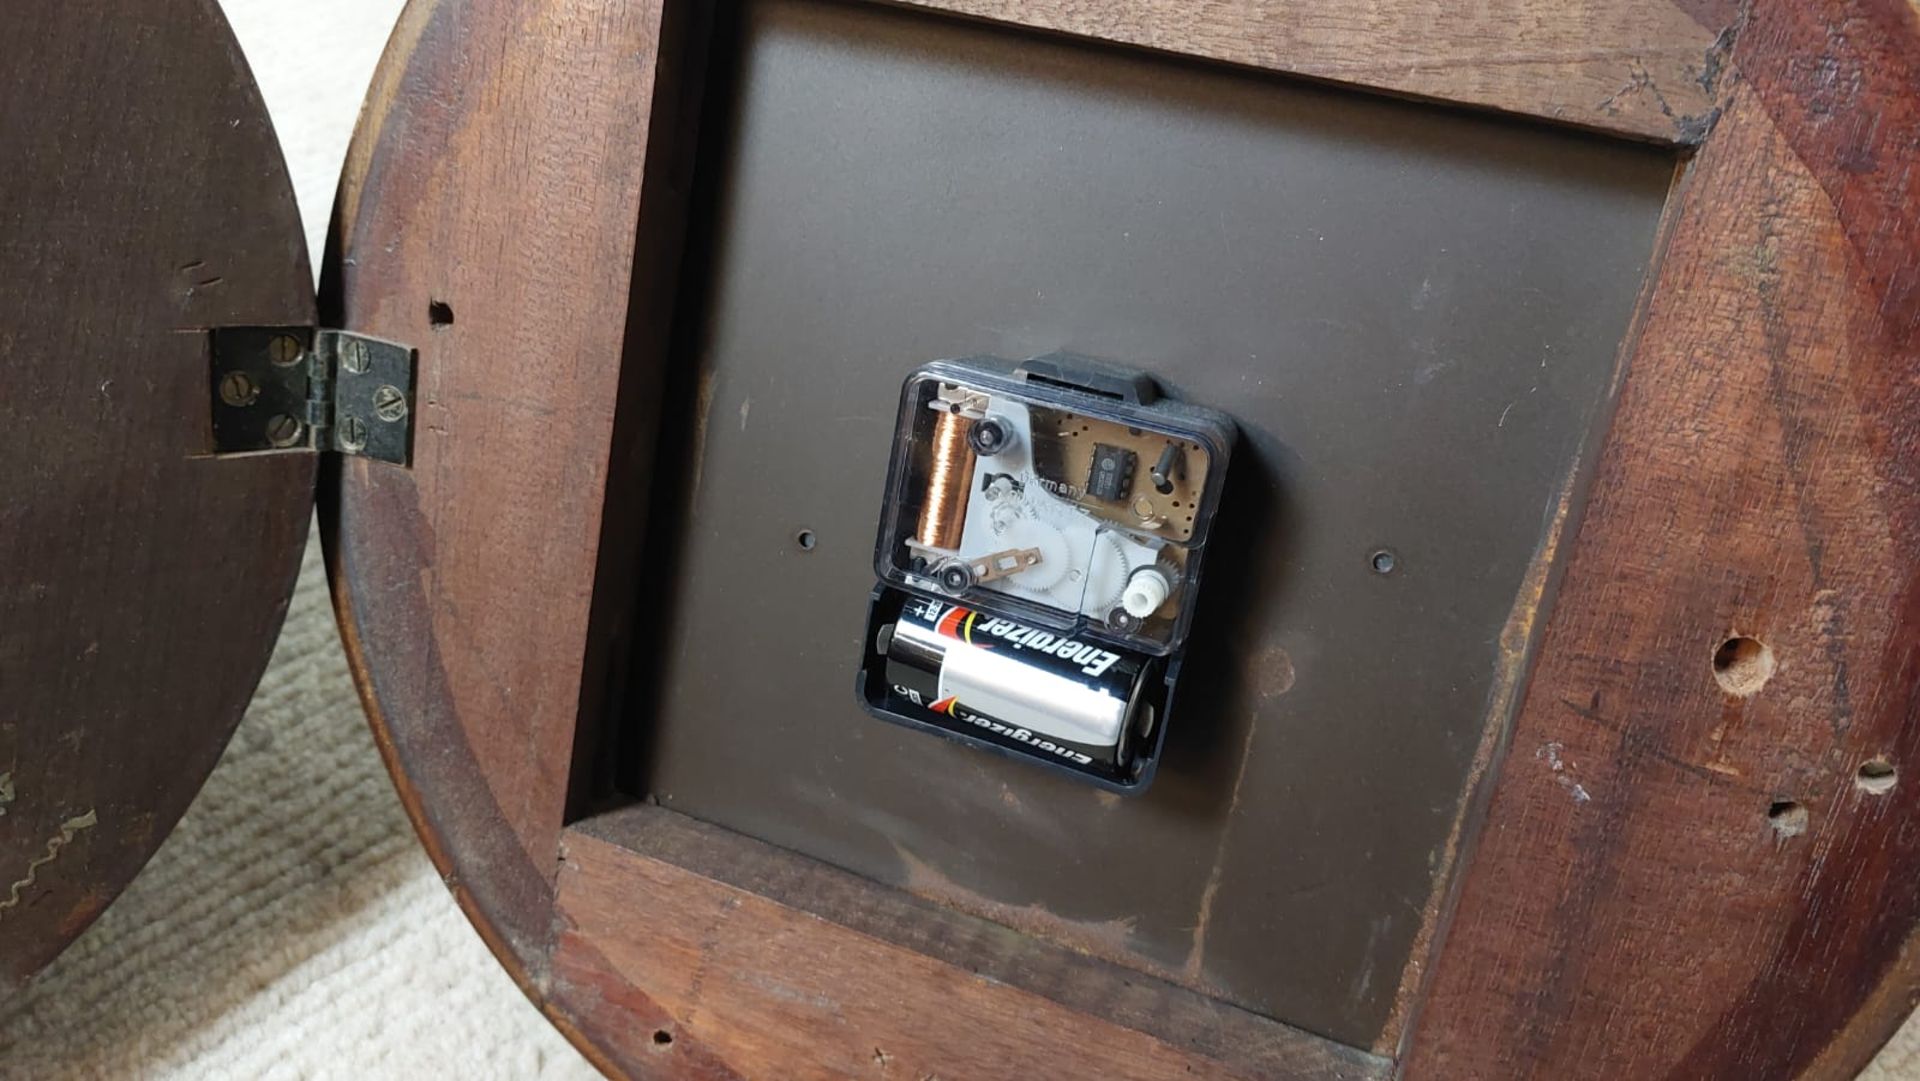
top-left (1000, 517), bottom-right (1072, 592)
top-left (1076, 532), bottom-right (1131, 613)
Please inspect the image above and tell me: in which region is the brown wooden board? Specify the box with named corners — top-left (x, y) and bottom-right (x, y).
top-left (890, 0), bottom-right (1735, 146)
top-left (326, 0), bottom-right (1920, 1077)
top-left (1404, 1), bottom-right (1920, 1076)
top-left (552, 817), bottom-right (1390, 1081)
top-left (0, 0), bottom-right (314, 985)
top-left (323, 0), bottom-right (697, 971)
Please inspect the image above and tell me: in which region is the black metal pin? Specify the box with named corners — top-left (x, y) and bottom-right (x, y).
top-left (1150, 443), bottom-right (1181, 495)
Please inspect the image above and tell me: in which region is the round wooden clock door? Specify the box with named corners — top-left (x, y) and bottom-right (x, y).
top-left (0, 0), bottom-right (314, 986)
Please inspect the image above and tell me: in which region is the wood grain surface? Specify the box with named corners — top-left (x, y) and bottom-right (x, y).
top-left (571, 805), bottom-right (1386, 1079)
top-left (0, 0), bottom-right (314, 985)
top-left (322, 0), bottom-right (688, 973)
top-left (1406, 1), bottom-right (1920, 1077)
top-left (550, 822), bottom-right (1388, 1081)
top-left (890, 0), bottom-right (1736, 144)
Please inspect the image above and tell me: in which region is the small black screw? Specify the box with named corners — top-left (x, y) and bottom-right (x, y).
top-left (967, 416), bottom-right (1013, 456)
top-left (938, 562), bottom-right (974, 594)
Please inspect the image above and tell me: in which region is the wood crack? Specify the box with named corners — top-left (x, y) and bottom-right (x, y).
top-left (0, 809), bottom-right (98, 917)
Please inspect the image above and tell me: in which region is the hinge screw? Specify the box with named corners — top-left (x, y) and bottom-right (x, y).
top-left (373, 385), bottom-right (409, 422)
top-left (338, 415), bottom-right (369, 453)
top-left (218, 371), bottom-right (260, 407)
top-left (269, 335), bottom-right (304, 367)
top-left (339, 338), bottom-right (372, 375)
top-left (266, 414), bottom-right (305, 448)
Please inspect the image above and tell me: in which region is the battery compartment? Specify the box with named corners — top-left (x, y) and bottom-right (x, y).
top-left (582, 0), bottom-right (1674, 1050)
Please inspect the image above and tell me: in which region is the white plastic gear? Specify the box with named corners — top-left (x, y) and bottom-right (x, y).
top-left (1019, 471), bottom-right (1079, 527)
top-left (998, 517), bottom-right (1072, 592)
top-left (1153, 555), bottom-right (1184, 589)
top-left (987, 486), bottom-right (1023, 532)
top-left (1076, 531), bottom-right (1131, 613)
top-left (1122, 557), bottom-right (1183, 619)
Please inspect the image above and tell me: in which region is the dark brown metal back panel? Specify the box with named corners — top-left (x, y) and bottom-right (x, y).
top-left (627, 0), bottom-right (1670, 1046)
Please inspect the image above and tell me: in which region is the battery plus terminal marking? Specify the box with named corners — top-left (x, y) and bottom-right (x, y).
top-left (933, 605), bottom-right (988, 645)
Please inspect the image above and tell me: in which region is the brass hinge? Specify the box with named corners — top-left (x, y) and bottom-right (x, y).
top-left (209, 327), bottom-right (418, 465)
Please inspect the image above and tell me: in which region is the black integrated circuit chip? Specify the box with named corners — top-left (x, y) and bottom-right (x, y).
top-left (1087, 443), bottom-right (1137, 501)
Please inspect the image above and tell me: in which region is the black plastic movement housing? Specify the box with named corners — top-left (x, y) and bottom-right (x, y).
top-left (856, 353), bottom-right (1236, 792)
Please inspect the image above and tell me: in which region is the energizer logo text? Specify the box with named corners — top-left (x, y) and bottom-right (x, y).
top-left (973, 617), bottom-right (1121, 677)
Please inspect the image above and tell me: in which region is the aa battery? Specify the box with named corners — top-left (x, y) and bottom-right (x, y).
top-left (878, 595), bottom-right (1157, 770)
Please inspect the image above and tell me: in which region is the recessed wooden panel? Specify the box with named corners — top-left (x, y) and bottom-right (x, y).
top-left (556, 807), bottom-right (1389, 1080)
top-left (627, 0), bottom-right (1671, 1046)
top-left (0, 0), bottom-right (314, 984)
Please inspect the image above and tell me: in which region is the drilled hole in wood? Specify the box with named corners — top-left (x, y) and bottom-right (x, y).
top-left (1767, 799), bottom-right (1808, 838)
top-left (652, 1030), bottom-right (674, 1047)
top-left (1857, 758), bottom-right (1898, 795)
top-left (1711, 635), bottom-right (1774, 696)
top-left (428, 299), bottom-right (455, 328)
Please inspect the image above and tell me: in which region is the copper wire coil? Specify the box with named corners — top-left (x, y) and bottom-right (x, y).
top-left (915, 409), bottom-right (975, 551)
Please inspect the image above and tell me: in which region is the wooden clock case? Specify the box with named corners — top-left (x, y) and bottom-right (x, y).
top-left (5, 0), bottom-right (1918, 1078)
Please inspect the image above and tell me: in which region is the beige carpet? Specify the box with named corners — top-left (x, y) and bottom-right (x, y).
top-left (0, 2), bottom-right (1914, 1077)
top-left (0, 537), bottom-right (598, 1080)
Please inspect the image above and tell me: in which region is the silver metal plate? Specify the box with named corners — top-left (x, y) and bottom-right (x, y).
top-left (321, 330), bottom-right (416, 465)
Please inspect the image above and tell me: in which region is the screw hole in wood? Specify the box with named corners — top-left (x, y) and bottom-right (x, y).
top-left (428, 299), bottom-right (455, 328)
top-left (1767, 799), bottom-right (1808, 838)
top-left (652, 1030), bottom-right (673, 1047)
top-left (1857, 758), bottom-right (1898, 795)
top-left (1711, 635), bottom-right (1774, 697)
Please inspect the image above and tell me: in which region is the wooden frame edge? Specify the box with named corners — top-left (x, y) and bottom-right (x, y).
top-left (1407, 2), bottom-right (1920, 1076)
top-left (320, 0), bottom-right (1920, 1077)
